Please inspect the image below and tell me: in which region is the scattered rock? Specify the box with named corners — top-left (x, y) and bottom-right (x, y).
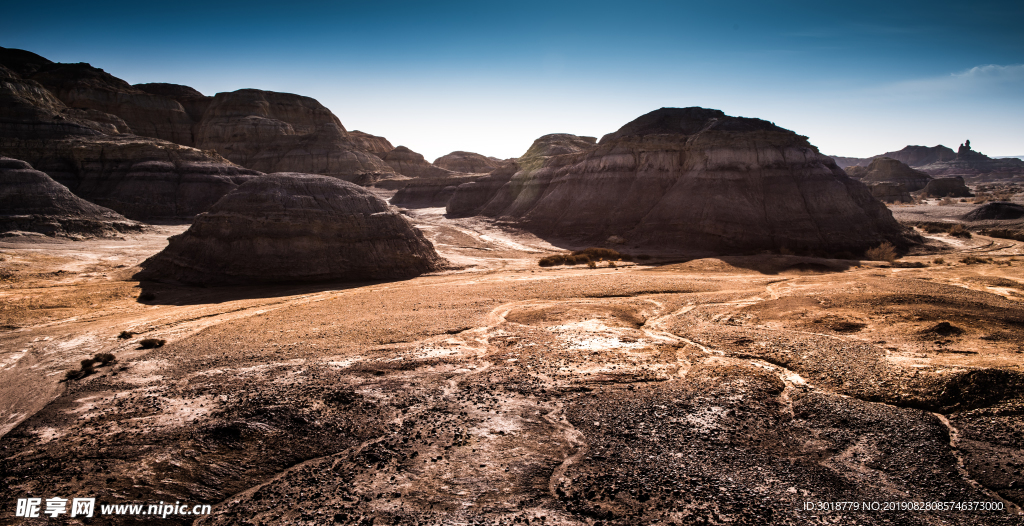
top-left (136, 173), bottom-right (444, 286)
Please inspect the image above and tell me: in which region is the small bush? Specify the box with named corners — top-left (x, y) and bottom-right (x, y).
top-left (587, 261), bottom-right (597, 269)
top-left (81, 358), bottom-right (97, 369)
top-left (607, 261), bottom-right (616, 268)
top-left (94, 353), bottom-right (116, 365)
top-left (139, 338), bottom-right (166, 349)
top-left (539, 247), bottom-right (632, 267)
top-left (893, 261), bottom-right (927, 268)
top-left (932, 257), bottom-right (945, 265)
top-left (948, 224), bottom-right (971, 238)
top-left (64, 369), bottom-right (83, 381)
top-left (939, 197), bottom-right (954, 206)
top-left (118, 331), bottom-right (134, 339)
top-left (865, 242), bottom-right (897, 263)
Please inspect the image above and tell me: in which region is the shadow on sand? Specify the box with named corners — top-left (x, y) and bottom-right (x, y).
top-left (133, 277), bottom-right (407, 307)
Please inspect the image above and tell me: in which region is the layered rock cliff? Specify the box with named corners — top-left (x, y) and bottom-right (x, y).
top-left (391, 174), bottom-right (486, 208)
top-left (460, 108), bottom-right (914, 255)
top-left (347, 130), bottom-right (394, 157)
top-left (0, 157), bottom-right (142, 237)
top-left (446, 134), bottom-right (597, 217)
top-left (193, 89), bottom-right (396, 184)
top-left (917, 140), bottom-right (1024, 179)
top-left (0, 64), bottom-right (113, 139)
top-left (381, 146), bottom-right (452, 178)
top-left (845, 157), bottom-right (932, 191)
top-left (136, 173), bottom-right (444, 285)
top-left (433, 151), bottom-right (503, 173)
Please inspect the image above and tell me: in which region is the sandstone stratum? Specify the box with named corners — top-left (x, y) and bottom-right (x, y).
top-left (0, 156), bottom-right (142, 238)
top-left (453, 108), bottom-right (914, 256)
top-left (136, 173), bottom-right (444, 286)
top-left (381, 146), bottom-right (452, 178)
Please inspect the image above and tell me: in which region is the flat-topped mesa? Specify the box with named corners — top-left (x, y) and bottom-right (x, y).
top-left (845, 157), bottom-right (932, 191)
top-left (0, 157), bottom-right (142, 237)
top-left (446, 133), bottom-right (597, 217)
top-left (136, 173), bottom-right (444, 286)
top-left (922, 176), bottom-right (973, 198)
top-left (194, 89), bottom-right (396, 185)
top-left (472, 107), bottom-right (915, 255)
top-left (433, 151), bottom-right (503, 173)
top-left (382, 146), bottom-right (452, 178)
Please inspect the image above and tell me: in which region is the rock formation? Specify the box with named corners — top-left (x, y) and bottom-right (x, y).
top-left (917, 140), bottom-right (1024, 179)
top-left (922, 176), bottom-right (973, 198)
top-left (133, 83), bottom-right (212, 124)
top-left (346, 131), bottom-right (394, 157)
top-left (831, 145), bottom-right (956, 169)
top-left (381, 146), bottom-right (452, 178)
top-left (433, 151), bottom-right (503, 173)
top-left (0, 135), bottom-right (263, 220)
top-left (391, 175), bottom-right (486, 208)
top-left (193, 89), bottom-right (396, 184)
top-left (136, 173), bottom-right (443, 285)
top-left (866, 182), bottom-right (912, 204)
top-left (446, 134), bottom-right (597, 217)
top-left (0, 157), bottom-right (142, 237)
top-left (456, 108), bottom-right (914, 255)
top-left (845, 157), bottom-right (932, 191)
top-left (0, 64), bottom-right (115, 138)
top-left (962, 202), bottom-right (1024, 221)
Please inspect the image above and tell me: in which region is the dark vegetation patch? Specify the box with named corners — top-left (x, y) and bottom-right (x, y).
top-left (63, 352), bottom-right (117, 381)
top-left (539, 247), bottom-right (634, 267)
top-left (139, 338), bottom-right (166, 349)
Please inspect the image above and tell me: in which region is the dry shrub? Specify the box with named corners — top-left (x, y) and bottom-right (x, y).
top-left (607, 261), bottom-right (617, 268)
top-left (93, 352), bottom-right (116, 365)
top-left (960, 255), bottom-right (992, 265)
top-left (139, 338), bottom-right (166, 349)
top-left (939, 197), bottom-right (954, 206)
top-left (932, 257), bottom-right (945, 265)
top-left (948, 224), bottom-right (972, 238)
top-left (587, 261), bottom-right (597, 269)
top-left (118, 330), bottom-right (134, 339)
top-left (538, 247), bottom-right (632, 267)
top-left (865, 242), bottom-right (897, 263)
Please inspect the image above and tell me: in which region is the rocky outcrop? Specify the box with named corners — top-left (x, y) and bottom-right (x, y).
top-left (134, 83), bottom-right (212, 123)
top-left (845, 157), bottom-right (932, 191)
top-left (25, 62), bottom-right (197, 145)
top-left (459, 107), bottom-right (914, 255)
top-left (136, 173), bottom-right (443, 286)
top-left (921, 176), bottom-right (973, 198)
top-left (446, 134), bottom-right (597, 217)
top-left (829, 155), bottom-right (868, 169)
top-left (867, 182), bottom-right (912, 204)
top-left (963, 202), bottom-right (1024, 221)
top-left (433, 151), bottom-right (502, 173)
top-left (193, 89), bottom-right (396, 184)
top-left (0, 136), bottom-right (262, 220)
top-left (391, 175), bottom-right (486, 208)
top-left (0, 64), bottom-right (114, 139)
top-left (347, 130), bottom-right (394, 157)
top-left (0, 157), bottom-right (142, 237)
top-left (917, 140), bottom-right (1024, 179)
top-left (831, 145), bottom-right (957, 169)
top-left (382, 146), bottom-right (452, 178)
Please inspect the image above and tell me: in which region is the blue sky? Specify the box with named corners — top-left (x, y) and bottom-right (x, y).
top-left (4, 0), bottom-right (1023, 160)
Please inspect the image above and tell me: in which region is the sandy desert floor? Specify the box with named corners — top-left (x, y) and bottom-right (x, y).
top-left (1, 206), bottom-right (1023, 525)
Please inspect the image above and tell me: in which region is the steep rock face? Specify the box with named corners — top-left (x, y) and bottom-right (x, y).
top-left (866, 182), bottom-right (912, 204)
top-left (391, 175), bottom-right (486, 208)
top-left (433, 151), bottom-right (502, 173)
top-left (347, 130), bottom-right (394, 157)
top-left (194, 89), bottom-right (395, 184)
top-left (845, 157), bottom-right (932, 191)
top-left (136, 173), bottom-right (443, 285)
top-left (0, 136), bottom-right (262, 220)
top-left (0, 64), bottom-right (113, 139)
top-left (922, 177), bottom-right (973, 198)
top-left (469, 108), bottom-right (913, 255)
top-left (446, 134), bottom-right (597, 217)
top-left (963, 202), bottom-right (1024, 221)
top-left (876, 145), bottom-right (956, 167)
top-left (0, 157), bottom-right (142, 237)
top-left (382, 146), bottom-right (452, 178)
top-left (27, 62), bottom-right (196, 145)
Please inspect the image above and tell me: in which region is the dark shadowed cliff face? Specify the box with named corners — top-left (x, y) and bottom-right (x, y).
top-left (0, 157), bottom-right (142, 237)
top-left (0, 64), bottom-right (113, 138)
top-left (137, 173), bottom-right (444, 286)
top-left (461, 108), bottom-right (914, 255)
top-left (194, 89), bottom-right (396, 184)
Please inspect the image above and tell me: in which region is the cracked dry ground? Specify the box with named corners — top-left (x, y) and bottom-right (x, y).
top-left (2, 226), bottom-right (1024, 525)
